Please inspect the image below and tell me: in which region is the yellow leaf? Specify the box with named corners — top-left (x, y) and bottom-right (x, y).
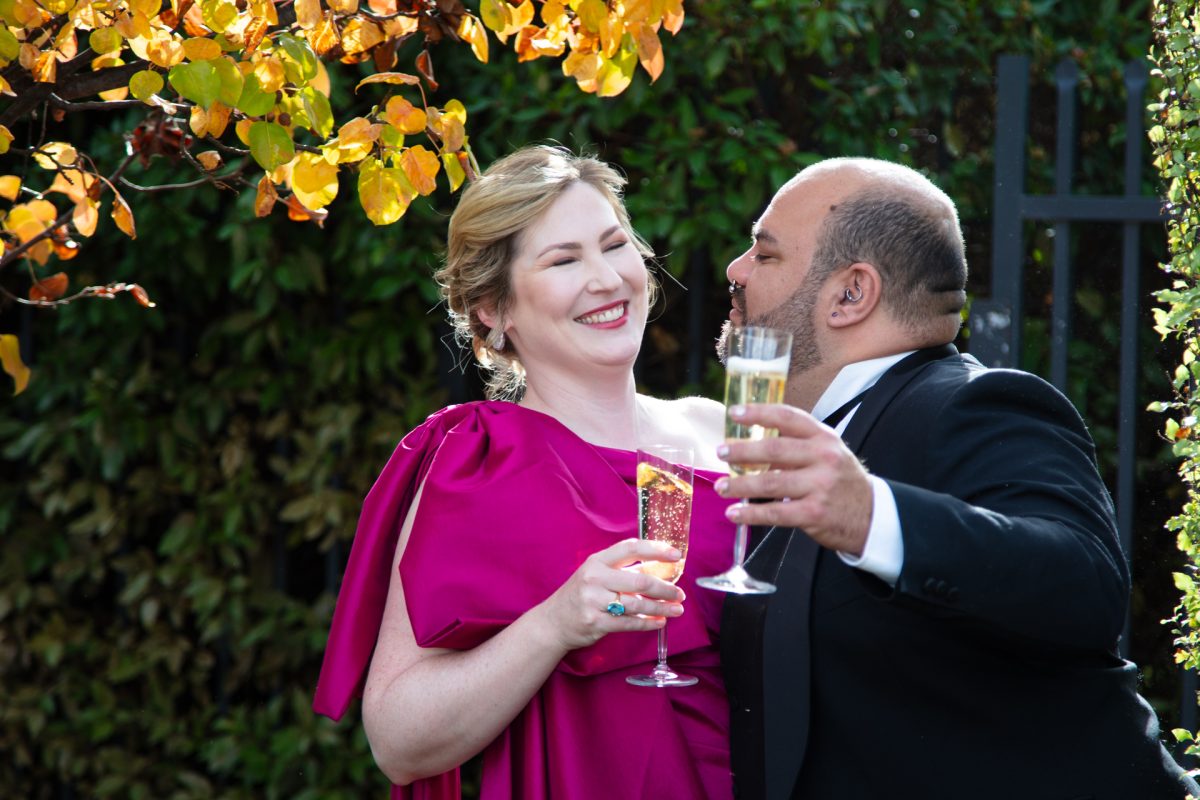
top-left (428, 106), bottom-right (465, 152)
top-left (541, 0), bottom-right (567, 26)
top-left (0, 334), bottom-right (30, 395)
top-left (457, 14), bottom-right (488, 63)
top-left (563, 48), bottom-right (602, 82)
top-left (146, 32), bottom-right (185, 68)
top-left (0, 76), bottom-right (14, 97)
top-left (355, 71), bottom-right (421, 92)
top-left (631, 23), bottom-right (663, 82)
top-left (99, 85), bottom-right (130, 101)
top-left (309, 14), bottom-right (341, 57)
top-left (196, 151), bottom-right (222, 171)
top-left (480, 0), bottom-right (510, 37)
top-left (441, 151), bottom-right (466, 192)
top-left (235, 118), bottom-right (254, 146)
top-left (310, 58), bottom-right (332, 96)
top-left (576, 0), bottom-right (607, 33)
top-left (400, 145), bottom-right (439, 196)
top-left (129, 69), bottom-right (165, 100)
top-left (357, 156), bottom-right (413, 225)
top-left (0, 125), bottom-right (12, 155)
top-left (508, 0), bottom-right (535, 33)
top-left (73, 197), bottom-right (98, 237)
top-left (382, 96), bottom-right (427, 135)
top-left (443, 98), bottom-right (467, 126)
top-left (254, 174), bottom-right (278, 217)
top-left (182, 36), bottom-right (223, 61)
top-left (206, 101), bottom-right (231, 137)
top-left (290, 152), bottom-right (339, 210)
top-left (662, 0), bottom-right (684, 34)
top-left (4, 200), bottom-right (57, 264)
top-left (33, 50), bottom-right (57, 82)
top-left (47, 169), bottom-right (97, 204)
top-left (53, 24), bottom-right (78, 62)
top-left (341, 18), bottom-right (384, 56)
top-left (33, 142), bottom-right (77, 170)
top-left (111, 191), bottom-right (137, 239)
top-left (89, 26), bottom-right (124, 55)
top-left (189, 105), bottom-right (209, 137)
top-left (327, 0), bottom-right (358, 11)
top-left (0, 175), bottom-right (20, 201)
top-left (18, 43), bottom-right (37, 71)
top-left (294, 0), bottom-right (321, 28)
top-left (253, 55), bottom-right (286, 93)
top-left (328, 116), bottom-right (380, 164)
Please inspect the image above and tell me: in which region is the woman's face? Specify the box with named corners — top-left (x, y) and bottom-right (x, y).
top-left (501, 181), bottom-right (649, 382)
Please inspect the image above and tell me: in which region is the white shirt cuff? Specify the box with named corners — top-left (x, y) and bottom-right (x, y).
top-left (837, 475), bottom-right (904, 586)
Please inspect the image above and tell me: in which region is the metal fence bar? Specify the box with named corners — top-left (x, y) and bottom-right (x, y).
top-left (1050, 60), bottom-right (1079, 392)
top-left (1021, 195), bottom-right (1165, 221)
top-left (971, 54), bottom-right (1029, 369)
top-left (1117, 59), bottom-right (1149, 660)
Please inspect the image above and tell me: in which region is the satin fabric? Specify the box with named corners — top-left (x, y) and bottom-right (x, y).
top-left (314, 400), bottom-right (734, 799)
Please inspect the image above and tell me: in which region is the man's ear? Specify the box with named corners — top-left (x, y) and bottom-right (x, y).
top-left (828, 263), bottom-right (881, 328)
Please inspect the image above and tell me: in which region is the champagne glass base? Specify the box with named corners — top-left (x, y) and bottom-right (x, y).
top-left (696, 566), bottom-right (777, 595)
top-left (626, 667), bottom-right (698, 688)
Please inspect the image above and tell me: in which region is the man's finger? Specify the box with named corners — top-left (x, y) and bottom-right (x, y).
top-left (728, 403), bottom-right (825, 437)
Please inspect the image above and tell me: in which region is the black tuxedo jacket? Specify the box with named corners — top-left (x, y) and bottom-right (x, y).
top-left (721, 345), bottom-right (1196, 800)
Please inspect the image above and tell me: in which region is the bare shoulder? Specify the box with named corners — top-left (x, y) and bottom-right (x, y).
top-left (638, 394), bottom-right (726, 470)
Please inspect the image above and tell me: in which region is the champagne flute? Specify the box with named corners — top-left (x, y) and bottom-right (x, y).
top-left (627, 445), bottom-right (697, 688)
top-left (697, 326), bottom-right (792, 595)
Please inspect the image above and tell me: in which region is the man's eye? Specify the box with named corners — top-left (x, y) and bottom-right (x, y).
top-left (751, 253), bottom-right (774, 263)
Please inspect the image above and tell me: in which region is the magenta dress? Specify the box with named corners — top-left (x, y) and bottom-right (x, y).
top-left (313, 400), bottom-right (735, 799)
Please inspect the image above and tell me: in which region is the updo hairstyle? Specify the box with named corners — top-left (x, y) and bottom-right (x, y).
top-left (436, 144), bottom-right (656, 400)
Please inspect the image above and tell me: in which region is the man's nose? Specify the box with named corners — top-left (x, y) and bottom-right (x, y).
top-left (727, 250), bottom-right (752, 285)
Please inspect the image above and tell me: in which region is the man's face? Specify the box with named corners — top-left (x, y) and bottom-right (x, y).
top-left (720, 173), bottom-right (846, 373)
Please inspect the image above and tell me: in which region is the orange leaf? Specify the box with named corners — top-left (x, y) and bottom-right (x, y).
top-left (243, 14), bottom-right (271, 56)
top-left (382, 96), bottom-right (427, 135)
top-left (254, 174), bottom-right (278, 217)
top-left (51, 237), bottom-right (80, 260)
top-left (33, 50), bottom-right (57, 83)
top-left (310, 14), bottom-right (341, 57)
top-left (341, 18), bottom-right (385, 56)
top-left (196, 150), bottom-right (222, 170)
top-left (400, 145), bottom-right (439, 196)
top-left (355, 71), bottom-right (421, 91)
top-left (29, 272), bottom-right (68, 301)
top-left (0, 176), bottom-right (20, 201)
top-left (284, 194), bottom-right (328, 226)
top-left (0, 334), bottom-right (30, 395)
top-left (415, 49), bottom-right (437, 90)
top-left (631, 23), bottom-right (663, 82)
top-left (662, 0), bottom-right (684, 34)
top-left (73, 198), bottom-right (99, 237)
top-left (130, 284), bottom-right (156, 307)
top-left (111, 191), bottom-right (137, 239)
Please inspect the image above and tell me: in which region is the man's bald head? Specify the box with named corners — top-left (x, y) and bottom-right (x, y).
top-left (788, 158), bottom-right (967, 338)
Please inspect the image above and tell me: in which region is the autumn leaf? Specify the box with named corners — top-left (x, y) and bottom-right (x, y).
top-left (5, 199), bottom-right (58, 264)
top-left (197, 151), bottom-right (222, 170)
top-left (341, 18), bottom-right (385, 56)
top-left (146, 32), bottom-right (186, 68)
top-left (111, 190), bottom-right (137, 239)
top-left (247, 121), bottom-right (295, 170)
top-left (324, 116), bottom-right (379, 164)
top-left (400, 145), bottom-right (439, 196)
top-left (0, 175), bottom-right (20, 201)
top-left (457, 14), bottom-right (488, 63)
top-left (89, 26), bottom-right (123, 55)
top-left (631, 23), bottom-right (663, 82)
top-left (0, 334), bottom-right (30, 395)
top-left (291, 152), bottom-right (339, 210)
top-left (29, 272), bottom-right (68, 302)
top-left (294, 0), bottom-right (321, 29)
top-left (358, 155), bottom-right (413, 225)
top-left (383, 96), bottom-right (427, 135)
top-left (662, 0), bottom-right (685, 34)
top-left (129, 69), bottom-right (165, 101)
top-left (254, 174), bottom-right (278, 217)
top-left (182, 36), bottom-right (222, 61)
top-left (33, 50), bottom-right (57, 83)
top-left (355, 71), bottom-right (422, 91)
top-left (33, 142), bottom-right (76, 170)
top-left (130, 284), bottom-right (156, 307)
top-left (0, 125), bottom-right (11, 155)
top-left (252, 56), bottom-right (286, 94)
top-left (73, 198), bottom-right (98, 237)
top-left (47, 168), bottom-right (98, 204)
top-left (442, 151), bottom-right (466, 192)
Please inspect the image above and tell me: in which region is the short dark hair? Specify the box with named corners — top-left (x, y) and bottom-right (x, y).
top-left (810, 188), bottom-right (967, 330)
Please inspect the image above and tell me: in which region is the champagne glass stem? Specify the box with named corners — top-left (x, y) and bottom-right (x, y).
top-left (733, 518), bottom-right (749, 566)
top-left (656, 624), bottom-right (668, 668)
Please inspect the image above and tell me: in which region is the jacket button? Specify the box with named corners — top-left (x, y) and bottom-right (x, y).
top-left (922, 577), bottom-right (937, 595)
top-left (935, 580), bottom-right (948, 597)
top-left (946, 587), bottom-right (960, 601)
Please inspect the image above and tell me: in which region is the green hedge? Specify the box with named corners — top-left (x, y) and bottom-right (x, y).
top-left (0, 2), bottom-right (1170, 796)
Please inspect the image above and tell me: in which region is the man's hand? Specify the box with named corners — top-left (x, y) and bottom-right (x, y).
top-left (715, 404), bottom-right (874, 556)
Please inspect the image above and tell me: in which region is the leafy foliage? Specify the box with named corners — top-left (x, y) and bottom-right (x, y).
top-left (1151, 0), bottom-right (1200, 763)
top-left (0, 0), bottom-right (687, 390)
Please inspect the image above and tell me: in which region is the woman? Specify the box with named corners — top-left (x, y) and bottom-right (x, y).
top-left (313, 145), bottom-right (733, 798)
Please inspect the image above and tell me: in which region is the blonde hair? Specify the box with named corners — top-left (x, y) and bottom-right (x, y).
top-left (436, 144), bottom-right (656, 400)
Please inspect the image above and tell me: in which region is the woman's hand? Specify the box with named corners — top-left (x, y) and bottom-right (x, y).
top-left (535, 538), bottom-right (686, 652)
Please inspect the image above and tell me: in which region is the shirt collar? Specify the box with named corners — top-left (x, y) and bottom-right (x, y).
top-left (810, 351), bottom-right (916, 424)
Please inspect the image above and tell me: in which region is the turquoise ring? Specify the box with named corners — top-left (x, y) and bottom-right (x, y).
top-left (605, 594), bottom-right (626, 616)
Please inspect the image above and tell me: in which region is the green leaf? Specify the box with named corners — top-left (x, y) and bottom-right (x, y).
top-left (247, 122), bottom-right (294, 170)
top-left (129, 69), bottom-right (164, 101)
top-left (0, 25), bottom-right (18, 61)
top-left (236, 73), bottom-right (276, 117)
top-left (297, 86), bottom-right (333, 138)
top-left (168, 59), bottom-right (221, 108)
top-left (212, 56), bottom-right (244, 107)
top-left (277, 33), bottom-right (318, 84)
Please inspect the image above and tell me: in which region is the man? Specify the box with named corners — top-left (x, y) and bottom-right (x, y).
top-left (715, 157), bottom-right (1197, 799)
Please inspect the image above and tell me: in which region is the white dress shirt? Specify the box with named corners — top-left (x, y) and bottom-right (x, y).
top-left (809, 352), bottom-right (914, 586)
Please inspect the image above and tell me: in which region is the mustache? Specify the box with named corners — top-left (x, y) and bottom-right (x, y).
top-left (729, 281), bottom-right (746, 314)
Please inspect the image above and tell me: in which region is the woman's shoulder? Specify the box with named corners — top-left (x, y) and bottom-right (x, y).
top-left (638, 394), bottom-right (726, 470)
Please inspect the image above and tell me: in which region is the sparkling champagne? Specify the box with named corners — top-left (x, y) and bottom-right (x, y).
top-left (637, 461), bottom-right (694, 584)
top-left (723, 355), bottom-right (788, 475)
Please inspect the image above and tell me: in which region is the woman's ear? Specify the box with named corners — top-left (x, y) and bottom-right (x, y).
top-left (477, 306), bottom-right (500, 331)
top-left (828, 263), bottom-right (881, 328)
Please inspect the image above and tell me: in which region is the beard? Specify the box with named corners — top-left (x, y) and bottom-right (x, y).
top-left (717, 276), bottom-right (822, 374)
